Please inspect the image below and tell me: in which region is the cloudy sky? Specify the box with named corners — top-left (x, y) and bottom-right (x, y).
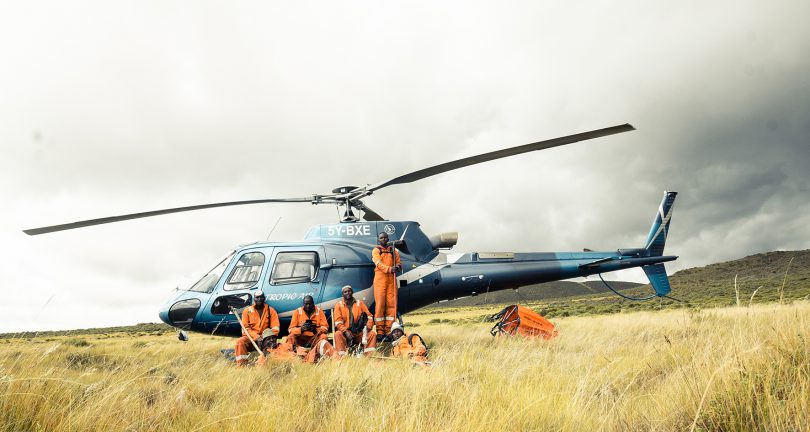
top-left (1, 1), bottom-right (808, 332)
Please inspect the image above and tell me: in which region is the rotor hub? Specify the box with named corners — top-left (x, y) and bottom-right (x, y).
top-left (332, 186), bottom-right (358, 194)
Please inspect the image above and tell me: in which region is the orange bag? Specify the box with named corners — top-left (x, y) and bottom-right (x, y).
top-left (490, 305), bottom-right (558, 340)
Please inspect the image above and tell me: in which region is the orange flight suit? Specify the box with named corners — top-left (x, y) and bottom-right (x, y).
top-left (372, 245), bottom-right (401, 335)
top-left (302, 338), bottom-right (338, 363)
top-left (286, 306), bottom-right (329, 349)
top-left (235, 304), bottom-right (280, 366)
top-left (265, 342), bottom-right (297, 361)
top-left (392, 333), bottom-right (428, 364)
top-left (332, 298), bottom-right (377, 356)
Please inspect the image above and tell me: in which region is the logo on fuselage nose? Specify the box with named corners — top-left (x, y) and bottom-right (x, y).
top-left (383, 224), bottom-right (396, 235)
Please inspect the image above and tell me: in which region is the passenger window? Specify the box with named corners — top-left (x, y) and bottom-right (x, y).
top-left (224, 252), bottom-right (265, 291)
top-left (270, 252), bottom-right (318, 285)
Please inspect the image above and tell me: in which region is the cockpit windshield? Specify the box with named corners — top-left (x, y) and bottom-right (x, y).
top-left (186, 252), bottom-right (235, 293)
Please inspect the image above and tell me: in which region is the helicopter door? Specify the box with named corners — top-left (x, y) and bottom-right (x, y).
top-left (199, 248), bottom-right (272, 335)
top-left (261, 248), bottom-right (327, 320)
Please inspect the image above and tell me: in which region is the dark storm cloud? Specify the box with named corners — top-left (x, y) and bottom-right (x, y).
top-left (640, 66), bottom-right (810, 263)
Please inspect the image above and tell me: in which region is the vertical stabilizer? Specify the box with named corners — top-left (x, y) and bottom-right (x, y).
top-left (645, 191), bottom-right (678, 257)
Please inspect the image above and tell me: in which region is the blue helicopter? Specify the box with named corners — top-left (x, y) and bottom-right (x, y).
top-left (24, 123), bottom-right (678, 337)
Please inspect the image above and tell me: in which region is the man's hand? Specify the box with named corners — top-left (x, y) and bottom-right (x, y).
top-left (301, 322), bottom-right (314, 333)
top-left (391, 265), bottom-right (402, 273)
top-left (344, 331), bottom-right (354, 346)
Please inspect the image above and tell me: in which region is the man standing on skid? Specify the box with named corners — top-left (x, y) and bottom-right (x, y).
top-left (372, 231), bottom-right (401, 340)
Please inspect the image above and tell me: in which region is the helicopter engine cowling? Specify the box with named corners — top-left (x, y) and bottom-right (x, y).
top-left (429, 232), bottom-right (458, 250)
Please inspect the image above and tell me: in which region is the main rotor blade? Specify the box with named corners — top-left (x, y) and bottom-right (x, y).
top-left (360, 206), bottom-right (385, 221)
top-left (23, 197), bottom-right (313, 236)
top-left (349, 200), bottom-right (385, 221)
top-left (368, 123), bottom-right (634, 192)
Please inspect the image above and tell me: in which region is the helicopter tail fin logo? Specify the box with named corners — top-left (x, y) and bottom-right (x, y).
top-left (644, 191), bottom-right (678, 257)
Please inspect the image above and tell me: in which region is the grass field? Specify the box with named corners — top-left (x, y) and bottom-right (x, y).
top-left (1, 301), bottom-right (808, 431)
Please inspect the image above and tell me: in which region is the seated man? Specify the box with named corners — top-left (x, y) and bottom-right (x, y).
top-left (234, 290), bottom-right (280, 367)
top-left (389, 322), bottom-right (428, 365)
top-left (332, 285), bottom-right (377, 357)
top-left (287, 295), bottom-right (329, 355)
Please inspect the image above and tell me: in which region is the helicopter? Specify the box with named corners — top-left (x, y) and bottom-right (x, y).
top-left (24, 123), bottom-right (678, 337)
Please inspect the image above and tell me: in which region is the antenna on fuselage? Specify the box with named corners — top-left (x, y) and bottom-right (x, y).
top-left (266, 217), bottom-right (282, 240)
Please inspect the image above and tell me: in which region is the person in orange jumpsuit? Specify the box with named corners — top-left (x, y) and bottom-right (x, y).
top-left (372, 232), bottom-right (401, 339)
top-left (234, 290), bottom-right (280, 367)
top-left (286, 295), bottom-right (329, 351)
top-left (263, 338), bottom-right (297, 361)
top-left (302, 337), bottom-right (338, 363)
top-left (389, 322), bottom-right (428, 365)
top-left (332, 285), bottom-right (377, 357)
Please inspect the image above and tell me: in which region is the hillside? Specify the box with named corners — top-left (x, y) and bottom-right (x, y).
top-left (603, 249), bottom-right (810, 311)
top-left (0, 323), bottom-right (174, 340)
top-left (669, 249), bottom-right (810, 304)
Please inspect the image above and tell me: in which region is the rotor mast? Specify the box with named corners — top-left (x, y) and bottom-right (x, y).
top-left (323, 186), bottom-right (380, 223)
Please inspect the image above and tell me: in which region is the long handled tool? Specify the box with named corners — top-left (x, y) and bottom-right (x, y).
top-left (230, 306), bottom-right (266, 366)
top-left (358, 327), bottom-right (368, 358)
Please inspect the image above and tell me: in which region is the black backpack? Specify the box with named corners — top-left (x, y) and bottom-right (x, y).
top-left (407, 333), bottom-right (429, 355)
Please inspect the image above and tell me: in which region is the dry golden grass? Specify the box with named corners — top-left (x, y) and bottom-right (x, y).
top-left (1, 302), bottom-right (808, 431)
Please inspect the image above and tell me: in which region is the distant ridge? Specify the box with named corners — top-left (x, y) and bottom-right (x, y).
top-left (666, 249), bottom-right (810, 306)
top-left (0, 322), bottom-right (172, 339)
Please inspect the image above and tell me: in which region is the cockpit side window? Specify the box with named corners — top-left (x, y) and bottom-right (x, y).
top-left (187, 252), bottom-right (234, 293)
top-left (270, 252), bottom-right (319, 285)
top-left (224, 252), bottom-right (265, 291)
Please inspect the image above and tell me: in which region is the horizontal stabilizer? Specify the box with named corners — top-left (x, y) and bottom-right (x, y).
top-left (643, 263), bottom-right (671, 296)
